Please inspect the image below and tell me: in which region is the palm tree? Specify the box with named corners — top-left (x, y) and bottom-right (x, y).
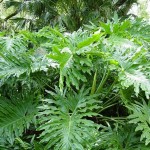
top-left (2, 0), bottom-right (137, 31)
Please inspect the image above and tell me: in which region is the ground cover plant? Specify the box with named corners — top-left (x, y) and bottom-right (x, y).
top-left (0, 12), bottom-right (150, 149)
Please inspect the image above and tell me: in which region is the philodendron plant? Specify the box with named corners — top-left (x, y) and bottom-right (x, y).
top-left (0, 18), bottom-right (150, 149)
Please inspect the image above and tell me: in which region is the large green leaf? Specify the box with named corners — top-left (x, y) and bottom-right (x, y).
top-left (0, 93), bottom-right (38, 144)
top-left (38, 87), bottom-right (101, 150)
top-left (128, 100), bottom-right (150, 145)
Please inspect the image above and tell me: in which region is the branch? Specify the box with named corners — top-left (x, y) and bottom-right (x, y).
top-left (4, 10), bottom-right (18, 21)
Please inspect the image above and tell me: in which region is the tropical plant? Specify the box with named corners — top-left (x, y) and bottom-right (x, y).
top-left (2, 0), bottom-right (138, 31)
top-left (0, 16), bottom-right (149, 149)
top-left (38, 87), bottom-right (101, 149)
top-left (128, 100), bottom-right (150, 145)
top-left (94, 123), bottom-right (150, 150)
top-left (0, 92), bottom-right (38, 145)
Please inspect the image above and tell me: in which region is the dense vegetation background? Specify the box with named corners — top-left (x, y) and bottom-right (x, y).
top-left (0, 0), bottom-right (150, 149)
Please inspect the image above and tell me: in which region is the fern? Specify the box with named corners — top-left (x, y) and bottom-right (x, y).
top-left (128, 100), bottom-right (150, 145)
top-left (38, 87), bottom-right (101, 150)
top-left (0, 93), bottom-right (38, 144)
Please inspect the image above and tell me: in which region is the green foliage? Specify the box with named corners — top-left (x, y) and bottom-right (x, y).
top-left (128, 100), bottom-right (150, 145)
top-left (0, 30), bottom-right (54, 88)
top-left (2, 0), bottom-right (137, 31)
top-left (0, 93), bottom-right (38, 145)
top-left (47, 29), bottom-right (98, 92)
top-left (94, 123), bottom-right (150, 150)
top-left (38, 87), bottom-right (100, 149)
top-left (0, 17), bottom-right (149, 149)
top-left (100, 19), bottom-right (150, 99)
top-left (0, 36), bottom-right (31, 84)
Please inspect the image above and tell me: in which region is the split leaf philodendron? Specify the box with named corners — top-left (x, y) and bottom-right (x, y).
top-left (0, 18), bottom-right (150, 149)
